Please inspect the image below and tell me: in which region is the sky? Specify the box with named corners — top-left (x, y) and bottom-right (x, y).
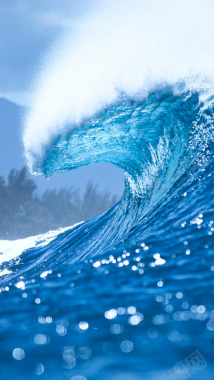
top-left (0, 0), bottom-right (124, 196)
top-left (0, 0), bottom-right (91, 105)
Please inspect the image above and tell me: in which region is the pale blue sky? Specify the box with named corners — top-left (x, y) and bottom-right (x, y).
top-left (0, 0), bottom-right (91, 105)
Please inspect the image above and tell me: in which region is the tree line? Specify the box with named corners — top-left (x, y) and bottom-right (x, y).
top-left (0, 167), bottom-right (118, 240)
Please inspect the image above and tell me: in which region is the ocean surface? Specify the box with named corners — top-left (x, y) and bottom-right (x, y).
top-left (1, 1), bottom-right (214, 379)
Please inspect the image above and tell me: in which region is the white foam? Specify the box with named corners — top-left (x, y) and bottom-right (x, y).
top-left (24, 0), bottom-right (214, 170)
top-left (0, 223), bottom-right (82, 267)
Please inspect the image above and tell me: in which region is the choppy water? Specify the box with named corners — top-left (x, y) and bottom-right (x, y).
top-left (0, 85), bottom-right (214, 379)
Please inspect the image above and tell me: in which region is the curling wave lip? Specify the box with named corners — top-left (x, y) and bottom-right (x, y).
top-left (23, 0), bottom-right (214, 170)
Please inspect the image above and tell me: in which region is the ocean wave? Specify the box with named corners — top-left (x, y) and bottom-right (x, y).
top-left (24, 0), bottom-right (214, 172)
top-left (2, 87), bottom-right (214, 282)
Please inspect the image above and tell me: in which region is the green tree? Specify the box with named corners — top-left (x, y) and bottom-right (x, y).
top-left (0, 167), bottom-right (119, 240)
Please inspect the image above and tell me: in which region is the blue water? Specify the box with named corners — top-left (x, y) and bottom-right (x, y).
top-left (0, 87), bottom-right (214, 379)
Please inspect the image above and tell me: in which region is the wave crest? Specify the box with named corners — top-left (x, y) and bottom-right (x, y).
top-left (24, 0), bottom-right (214, 171)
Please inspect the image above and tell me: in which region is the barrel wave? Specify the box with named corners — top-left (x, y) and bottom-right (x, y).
top-left (1, 1), bottom-right (214, 379)
top-left (21, 86), bottom-right (214, 260)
